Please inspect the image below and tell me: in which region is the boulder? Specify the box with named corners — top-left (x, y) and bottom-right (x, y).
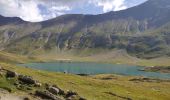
top-left (35, 90), bottom-right (63, 100)
top-left (35, 82), bottom-right (42, 87)
top-left (66, 90), bottom-right (86, 100)
top-left (6, 70), bottom-right (18, 78)
top-left (48, 86), bottom-right (60, 95)
top-left (18, 75), bottom-right (37, 84)
top-left (47, 85), bottom-right (64, 95)
top-left (66, 90), bottom-right (78, 98)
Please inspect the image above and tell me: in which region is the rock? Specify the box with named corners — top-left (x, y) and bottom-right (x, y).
top-left (66, 90), bottom-right (78, 98)
top-left (23, 97), bottom-right (30, 100)
top-left (66, 95), bottom-right (77, 100)
top-left (18, 75), bottom-right (38, 84)
top-left (35, 90), bottom-right (63, 100)
top-left (66, 90), bottom-right (86, 100)
top-left (66, 95), bottom-right (86, 100)
top-left (47, 85), bottom-right (64, 95)
top-left (48, 86), bottom-right (60, 95)
top-left (6, 70), bottom-right (18, 78)
top-left (35, 82), bottom-right (42, 87)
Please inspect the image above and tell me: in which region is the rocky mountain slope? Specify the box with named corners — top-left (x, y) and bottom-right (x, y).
top-left (0, 0), bottom-right (170, 59)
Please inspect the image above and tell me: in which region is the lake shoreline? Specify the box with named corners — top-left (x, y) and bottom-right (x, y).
top-left (140, 66), bottom-right (170, 73)
top-left (18, 62), bottom-right (170, 79)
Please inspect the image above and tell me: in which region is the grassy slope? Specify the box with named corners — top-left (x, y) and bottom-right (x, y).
top-left (0, 51), bottom-right (29, 63)
top-left (0, 63), bottom-right (170, 100)
top-left (0, 50), bottom-right (170, 99)
top-left (35, 49), bottom-right (170, 66)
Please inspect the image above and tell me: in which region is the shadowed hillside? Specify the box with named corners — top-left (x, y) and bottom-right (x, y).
top-left (0, 0), bottom-right (170, 59)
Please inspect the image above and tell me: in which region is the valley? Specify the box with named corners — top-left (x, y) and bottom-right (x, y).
top-left (0, 0), bottom-right (170, 100)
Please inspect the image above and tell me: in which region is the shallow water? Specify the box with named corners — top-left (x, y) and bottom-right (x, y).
top-left (19, 62), bottom-right (170, 79)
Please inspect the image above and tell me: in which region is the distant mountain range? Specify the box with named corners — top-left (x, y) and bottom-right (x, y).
top-left (0, 0), bottom-right (170, 59)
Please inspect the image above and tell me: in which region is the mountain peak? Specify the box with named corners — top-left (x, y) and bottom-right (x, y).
top-left (0, 15), bottom-right (25, 25)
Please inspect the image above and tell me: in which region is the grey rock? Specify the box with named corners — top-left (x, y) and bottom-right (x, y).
top-left (47, 85), bottom-right (64, 95)
top-left (6, 70), bottom-right (18, 78)
top-left (18, 75), bottom-right (38, 84)
top-left (35, 82), bottom-right (42, 87)
top-left (66, 90), bottom-right (86, 100)
top-left (48, 86), bottom-right (60, 95)
top-left (66, 90), bottom-right (78, 98)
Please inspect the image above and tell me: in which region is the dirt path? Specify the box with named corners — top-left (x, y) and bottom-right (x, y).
top-left (0, 89), bottom-right (24, 100)
top-left (0, 94), bottom-right (24, 100)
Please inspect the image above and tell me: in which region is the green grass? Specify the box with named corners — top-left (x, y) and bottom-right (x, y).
top-left (0, 51), bottom-right (170, 99)
top-left (0, 63), bottom-right (170, 100)
top-left (0, 76), bottom-right (17, 92)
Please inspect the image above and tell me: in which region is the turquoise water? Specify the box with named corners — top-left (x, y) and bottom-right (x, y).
top-left (19, 62), bottom-right (170, 79)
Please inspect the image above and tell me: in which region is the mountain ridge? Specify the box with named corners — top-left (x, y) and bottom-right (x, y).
top-left (0, 0), bottom-right (170, 59)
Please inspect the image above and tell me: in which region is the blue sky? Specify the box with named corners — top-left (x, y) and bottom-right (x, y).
top-left (0, 0), bottom-right (147, 22)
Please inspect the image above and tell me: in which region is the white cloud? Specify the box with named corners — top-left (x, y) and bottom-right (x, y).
top-left (0, 0), bottom-right (144, 22)
top-left (90, 0), bottom-right (127, 12)
top-left (0, 0), bottom-right (72, 22)
top-left (0, 0), bottom-right (43, 22)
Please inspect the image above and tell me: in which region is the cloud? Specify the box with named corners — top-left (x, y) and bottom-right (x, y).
top-left (0, 0), bottom-right (43, 22)
top-left (89, 0), bottom-right (127, 12)
top-left (0, 0), bottom-right (146, 22)
top-left (0, 0), bottom-right (73, 22)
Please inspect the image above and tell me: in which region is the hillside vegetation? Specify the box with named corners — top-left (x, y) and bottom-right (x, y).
top-left (0, 0), bottom-right (170, 59)
top-left (0, 63), bottom-right (170, 100)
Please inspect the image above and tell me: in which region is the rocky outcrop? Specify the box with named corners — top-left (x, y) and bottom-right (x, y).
top-left (47, 85), bottom-right (64, 95)
top-left (35, 90), bottom-right (63, 100)
top-left (0, 66), bottom-right (86, 100)
top-left (18, 75), bottom-right (38, 84)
